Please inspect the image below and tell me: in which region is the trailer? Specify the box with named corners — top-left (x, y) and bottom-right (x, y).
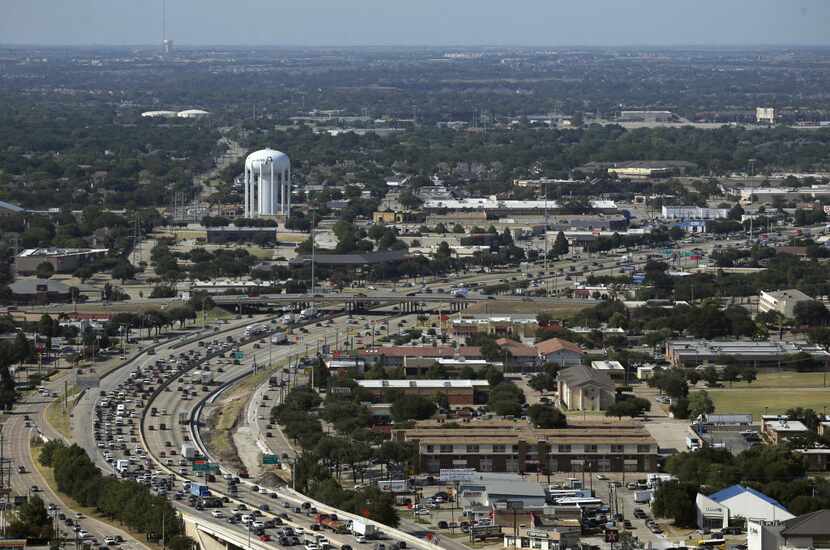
top-left (181, 443), bottom-right (198, 459)
top-left (315, 514), bottom-right (347, 533)
top-left (350, 519), bottom-right (377, 538)
top-left (634, 490), bottom-right (653, 504)
top-left (377, 480), bottom-right (408, 493)
top-left (190, 483), bottom-right (210, 497)
top-left (271, 332), bottom-right (287, 345)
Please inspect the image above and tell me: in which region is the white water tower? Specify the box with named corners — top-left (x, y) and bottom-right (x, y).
top-left (243, 149), bottom-right (291, 218)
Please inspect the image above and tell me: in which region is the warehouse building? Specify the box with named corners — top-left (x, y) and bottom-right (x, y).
top-left (205, 225), bottom-right (276, 244)
top-left (397, 419), bottom-right (659, 474)
top-left (665, 339), bottom-right (830, 368)
top-left (14, 248), bottom-right (108, 275)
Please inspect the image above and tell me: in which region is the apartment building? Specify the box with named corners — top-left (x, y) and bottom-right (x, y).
top-left (397, 419), bottom-right (659, 474)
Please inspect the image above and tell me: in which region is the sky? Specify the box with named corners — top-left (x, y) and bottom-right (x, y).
top-left (2, 0), bottom-right (829, 47)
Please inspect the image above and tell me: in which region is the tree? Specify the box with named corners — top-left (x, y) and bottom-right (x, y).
top-left (35, 261), bottom-right (54, 279)
top-left (551, 231), bottom-right (569, 256)
top-left (722, 364), bottom-right (740, 387)
top-left (527, 404), bottom-right (567, 428)
top-left (390, 395), bottom-right (436, 422)
top-left (528, 371), bottom-right (557, 393)
top-left (741, 367), bottom-right (758, 384)
top-left (670, 397), bottom-right (690, 419)
top-left (652, 482), bottom-right (698, 527)
top-left (111, 260), bottom-right (137, 283)
top-left (605, 397), bottom-right (651, 419)
top-left (452, 224), bottom-right (465, 234)
top-left (702, 366), bottom-right (720, 387)
top-left (793, 300), bottom-right (829, 327)
top-left (687, 390), bottom-right (715, 419)
top-left (7, 494), bottom-right (52, 541)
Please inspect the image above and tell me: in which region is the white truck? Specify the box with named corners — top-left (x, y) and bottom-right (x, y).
top-left (199, 370), bottom-right (214, 384)
top-left (377, 480), bottom-right (408, 493)
top-left (115, 459), bottom-right (130, 474)
top-left (271, 332), bottom-right (288, 345)
top-left (300, 307), bottom-right (318, 319)
top-left (351, 519), bottom-right (377, 538)
top-left (181, 443), bottom-right (198, 459)
top-left (634, 490), bottom-right (652, 504)
top-left (281, 314), bottom-right (296, 324)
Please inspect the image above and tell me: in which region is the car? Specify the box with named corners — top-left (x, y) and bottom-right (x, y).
top-left (623, 520), bottom-right (633, 529)
top-left (104, 537), bottom-right (118, 545)
top-left (633, 508), bottom-right (647, 519)
top-left (354, 536), bottom-right (367, 544)
top-left (211, 510), bottom-right (225, 518)
top-left (258, 535), bottom-right (271, 542)
top-left (437, 521), bottom-right (449, 529)
top-left (595, 473), bottom-right (608, 480)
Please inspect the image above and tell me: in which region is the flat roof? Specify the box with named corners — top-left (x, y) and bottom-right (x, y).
top-left (17, 248), bottom-right (108, 258)
top-left (591, 360), bottom-right (625, 371)
top-left (358, 379), bottom-right (489, 389)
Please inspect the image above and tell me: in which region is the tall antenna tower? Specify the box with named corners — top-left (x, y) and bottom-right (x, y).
top-left (162, 0), bottom-right (173, 55)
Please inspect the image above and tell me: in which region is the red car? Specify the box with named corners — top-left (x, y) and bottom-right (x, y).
top-left (258, 535), bottom-right (271, 542)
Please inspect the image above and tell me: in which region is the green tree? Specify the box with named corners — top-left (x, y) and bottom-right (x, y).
top-left (687, 390), bottom-right (715, 419)
top-left (551, 231), bottom-right (569, 256)
top-left (793, 301), bottom-right (829, 326)
top-left (652, 482), bottom-right (699, 527)
top-left (35, 261), bottom-right (54, 279)
top-left (605, 397), bottom-right (651, 419)
top-left (390, 395), bottom-right (437, 422)
top-left (527, 404), bottom-right (567, 428)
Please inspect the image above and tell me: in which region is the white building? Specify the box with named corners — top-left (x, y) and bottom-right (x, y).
top-left (660, 206), bottom-right (729, 220)
top-left (696, 485), bottom-right (794, 530)
top-left (756, 107), bottom-right (775, 125)
top-left (243, 149), bottom-right (292, 219)
top-left (748, 510), bottom-right (830, 550)
top-left (758, 289), bottom-right (815, 318)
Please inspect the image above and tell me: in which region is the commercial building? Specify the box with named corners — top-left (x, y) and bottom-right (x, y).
top-left (8, 278), bottom-right (73, 304)
top-left (761, 416), bottom-right (810, 445)
top-left (205, 225), bottom-right (276, 244)
top-left (660, 206), bottom-right (729, 220)
top-left (758, 289), bottom-right (815, 319)
top-left (696, 485), bottom-right (793, 530)
top-left (14, 248), bottom-right (108, 275)
top-left (423, 197), bottom-right (617, 214)
top-left (358, 345), bottom-right (483, 369)
top-left (756, 107), bottom-right (775, 125)
top-left (535, 338), bottom-right (584, 367)
top-left (458, 472), bottom-right (547, 511)
top-left (579, 160), bottom-right (696, 178)
top-left (739, 185), bottom-right (830, 205)
top-left (397, 419), bottom-right (659, 474)
top-left (355, 379), bottom-right (490, 406)
top-left (749, 510), bottom-right (830, 550)
top-left (450, 314), bottom-right (539, 343)
top-left (619, 111), bottom-right (674, 123)
top-left (557, 365), bottom-right (616, 411)
top-left (590, 361), bottom-right (626, 382)
top-left (665, 339), bottom-right (830, 368)
top-left (0, 200), bottom-right (24, 216)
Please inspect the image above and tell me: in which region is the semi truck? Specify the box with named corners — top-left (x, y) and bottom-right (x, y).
top-left (634, 490), bottom-right (653, 504)
top-left (181, 443), bottom-right (198, 459)
top-left (271, 332), bottom-right (288, 345)
top-left (351, 519), bottom-right (377, 538)
top-left (189, 483), bottom-right (209, 498)
top-left (115, 459), bottom-right (130, 474)
top-left (377, 480), bottom-right (408, 493)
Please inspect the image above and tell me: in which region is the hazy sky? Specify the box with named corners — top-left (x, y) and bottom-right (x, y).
top-left (2, 0), bottom-right (829, 47)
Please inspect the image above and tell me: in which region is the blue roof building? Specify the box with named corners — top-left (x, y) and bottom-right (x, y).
top-left (696, 484), bottom-right (794, 530)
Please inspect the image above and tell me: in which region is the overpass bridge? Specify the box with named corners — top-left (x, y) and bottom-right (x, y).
top-left (212, 292), bottom-right (597, 313)
top-left (182, 512), bottom-right (273, 550)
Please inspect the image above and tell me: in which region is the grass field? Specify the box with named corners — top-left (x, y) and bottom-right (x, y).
top-left (45, 385), bottom-right (80, 439)
top-left (708, 388), bottom-right (830, 418)
top-left (721, 371), bottom-right (830, 388)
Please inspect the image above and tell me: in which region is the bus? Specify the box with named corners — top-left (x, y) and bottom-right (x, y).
top-left (696, 538), bottom-right (726, 548)
top-left (553, 497), bottom-right (604, 509)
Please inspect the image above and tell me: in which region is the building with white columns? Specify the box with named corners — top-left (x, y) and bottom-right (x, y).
top-left (243, 149), bottom-right (291, 219)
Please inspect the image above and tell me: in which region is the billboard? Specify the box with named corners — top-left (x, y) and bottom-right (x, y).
top-left (439, 468), bottom-right (476, 482)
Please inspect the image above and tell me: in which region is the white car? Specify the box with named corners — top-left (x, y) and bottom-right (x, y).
top-left (78, 530), bottom-right (90, 538)
top-left (211, 511), bottom-right (224, 518)
top-left (355, 536), bottom-right (367, 544)
top-left (104, 537), bottom-right (117, 545)
top-left (252, 521), bottom-right (265, 529)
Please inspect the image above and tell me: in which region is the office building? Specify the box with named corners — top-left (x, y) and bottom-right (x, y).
top-left (205, 225), bottom-right (276, 244)
top-left (665, 339), bottom-right (830, 368)
top-left (758, 289), bottom-right (815, 319)
top-left (15, 248), bottom-right (108, 275)
top-left (397, 419), bottom-right (659, 474)
top-left (749, 510), bottom-right (830, 550)
top-left (756, 107), bottom-right (775, 125)
top-left (660, 206), bottom-right (729, 220)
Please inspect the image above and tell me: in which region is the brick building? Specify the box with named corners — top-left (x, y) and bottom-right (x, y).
top-left (356, 379), bottom-right (490, 406)
top-left (397, 419), bottom-right (659, 474)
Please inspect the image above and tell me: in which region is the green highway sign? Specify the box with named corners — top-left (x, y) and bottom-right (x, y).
top-left (234, 351), bottom-right (245, 360)
top-left (263, 454), bottom-right (280, 465)
top-left (192, 462), bottom-right (220, 473)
